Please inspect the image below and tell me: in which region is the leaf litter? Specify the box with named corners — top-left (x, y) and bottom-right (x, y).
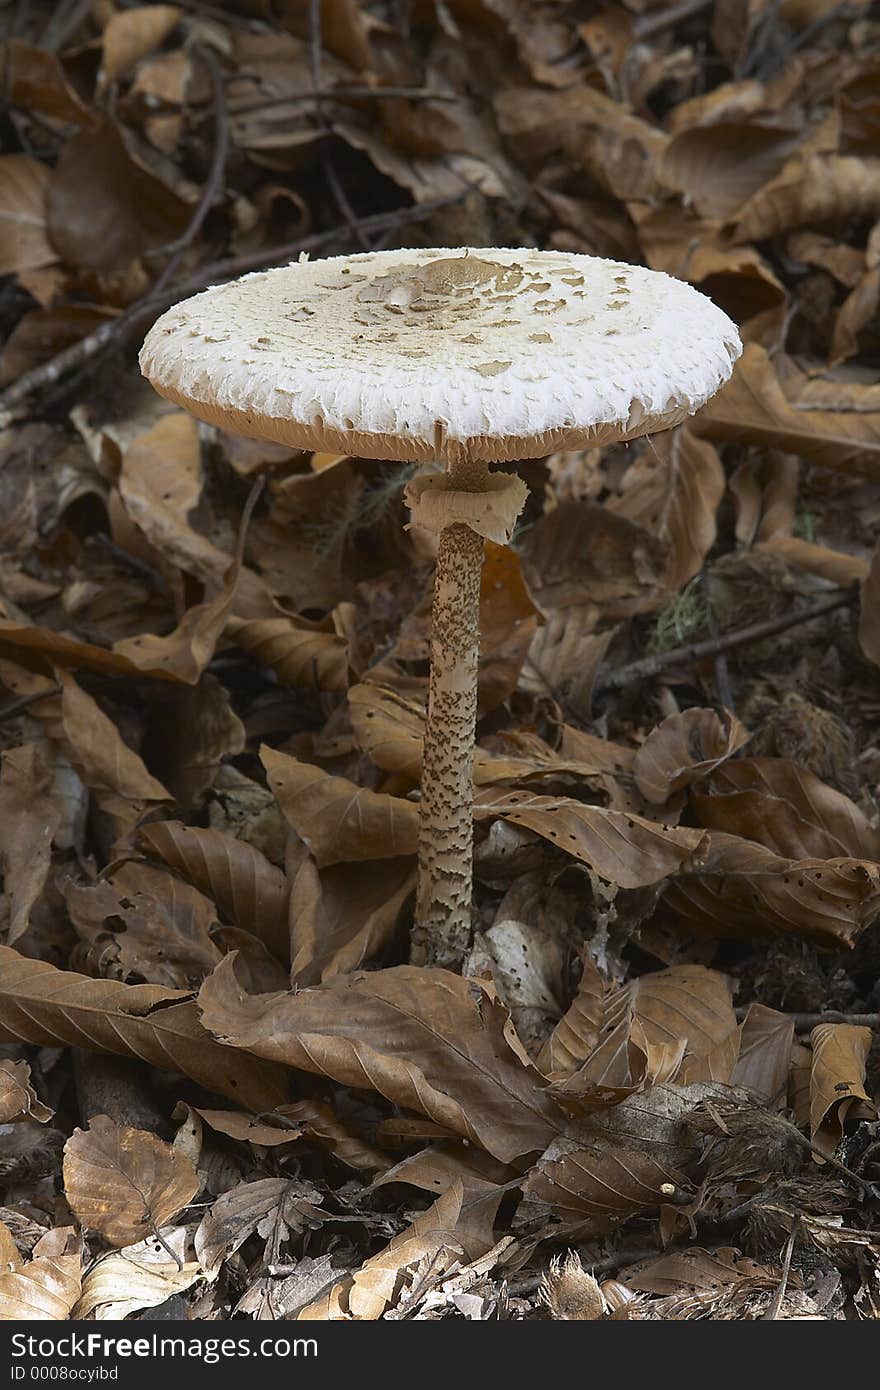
top-left (0, 0), bottom-right (879, 1324)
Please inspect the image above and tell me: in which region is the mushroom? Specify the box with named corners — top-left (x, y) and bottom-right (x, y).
top-left (140, 247), bottom-right (741, 965)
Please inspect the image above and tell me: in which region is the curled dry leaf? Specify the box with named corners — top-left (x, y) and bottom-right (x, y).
top-left (99, 5), bottom-right (182, 87)
top-left (633, 708), bottom-right (750, 804)
top-left (0, 945), bottom-right (287, 1112)
top-left (693, 344), bottom-right (880, 478)
top-left (73, 1227), bottom-right (207, 1321)
top-left (0, 1059), bottom-right (52, 1124)
top-left (475, 789), bottom-right (708, 889)
top-left (261, 745), bottom-right (419, 866)
top-left (0, 1227), bottom-right (82, 1321)
top-left (139, 820), bottom-right (291, 964)
top-left (809, 1024), bottom-right (874, 1158)
top-left (54, 667), bottom-right (170, 815)
top-left (199, 957), bottom-right (567, 1163)
top-left (692, 757), bottom-right (880, 861)
top-left (63, 1114), bottom-right (200, 1246)
top-left (734, 154), bottom-right (880, 243)
top-left (662, 831), bottom-right (880, 947)
top-left (226, 614), bottom-right (349, 693)
top-left (536, 950), bottom-right (605, 1077)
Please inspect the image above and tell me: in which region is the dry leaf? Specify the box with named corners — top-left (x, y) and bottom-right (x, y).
top-left (100, 6), bottom-right (182, 88)
top-left (0, 1059), bottom-right (52, 1124)
top-left (73, 1227), bottom-right (207, 1320)
top-left (693, 343), bottom-right (880, 478)
top-left (732, 1004), bottom-right (795, 1105)
top-left (809, 1024), bottom-right (874, 1157)
top-left (662, 831), bottom-right (880, 947)
top-left (298, 1183), bottom-right (466, 1320)
top-left (290, 853), bottom-right (416, 984)
top-left (0, 1227), bottom-right (81, 1321)
top-left (475, 789), bottom-right (708, 889)
top-left (139, 820), bottom-right (291, 963)
top-left (0, 945), bottom-right (286, 1112)
top-left (63, 1115), bottom-right (199, 1246)
top-left (261, 745), bottom-right (419, 866)
top-left (226, 614), bottom-right (349, 692)
top-left (199, 958), bottom-right (567, 1163)
top-left (633, 708), bottom-right (750, 805)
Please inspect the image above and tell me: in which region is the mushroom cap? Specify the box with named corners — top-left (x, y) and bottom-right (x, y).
top-left (140, 247), bottom-right (741, 466)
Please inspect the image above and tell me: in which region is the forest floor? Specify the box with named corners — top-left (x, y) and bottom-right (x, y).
top-left (0, 0), bottom-right (879, 1321)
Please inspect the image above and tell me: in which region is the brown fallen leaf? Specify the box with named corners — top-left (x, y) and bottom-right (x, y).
top-left (73, 1227), bottom-right (206, 1320)
top-left (606, 427), bottom-right (726, 599)
top-left (199, 958), bottom-right (567, 1163)
top-left (0, 1227), bottom-right (82, 1321)
top-left (226, 614), bottom-right (349, 693)
top-left (0, 39), bottom-right (92, 128)
top-left (195, 1176), bottom-right (325, 1274)
top-left (756, 535), bottom-right (869, 587)
top-left (48, 114), bottom-right (191, 273)
top-left (475, 789), bottom-right (708, 889)
top-left (139, 820), bottom-right (291, 964)
top-left (732, 1005), bottom-right (795, 1107)
top-left (64, 862), bottom-right (222, 990)
top-left (479, 540), bottom-right (540, 711)
top-left (662, 831), bottom-right (880, 947)
top-left (290, 853), bottom-right (416, 984)
top-left (99, 5), bottom-right (182, 88)
top-left (633, 708), bottom-right (750, 805)
top-left (0, 1059), bottom-right (52, 1124)
top-left (0, 945), bottom-right (286, 1112)
top-left (298, 1182), bottom-right (466, 1321)
top-left (0, 742), bottom-right (63, 944)
top-left (734, 153), bottom-right (880, 243)
top-left (809, 1023), bottom-right (875, 1158)
top-left (523, 1135), bottom-right (690, 1225)
top-left (692, 757), bottom-right (880, 861)
top-left (517, 500), bottom-right (668, 616)
top-left (261, 745), bottom-right (419, 866)
top-left (536, 950), bottom-right (605, 1077)
top-left (0, 155), bottom-right (56, 278)
top-left (53, 667), bottom-right (170, 817)
top-left (63, 1115), bottom-right (199, 1247)
top-left (692, 343), bottom-right (880, 478)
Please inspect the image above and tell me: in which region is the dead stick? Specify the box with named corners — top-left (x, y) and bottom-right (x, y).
top-left (0, 195), bottom-right (465, 418)
top-left (597, 588), bottom-right (857, 692)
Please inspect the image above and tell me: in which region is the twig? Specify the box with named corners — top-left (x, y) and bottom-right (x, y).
top-left (225, 86), bottom-right (461, 116)
top-left (0, 194), bottom-right (465, 419)
top-left (635, 0), bottom-right (714, 41)
top-left (596, 588), bottom-right (858, 692)
top-left (763, 1215), bottom-right (799, 1320)
top-left (150, 45), bottom-right (229, 299)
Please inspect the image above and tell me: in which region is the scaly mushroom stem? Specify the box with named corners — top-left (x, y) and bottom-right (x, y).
top-left (411, 458), bottom-right (488, 968)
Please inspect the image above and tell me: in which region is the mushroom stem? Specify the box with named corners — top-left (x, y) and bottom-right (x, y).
top-left (411, 457), bottom-right (488, 967)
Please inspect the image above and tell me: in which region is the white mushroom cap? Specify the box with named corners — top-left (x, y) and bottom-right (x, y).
top-left (140, 247), bottom-right (741, 466)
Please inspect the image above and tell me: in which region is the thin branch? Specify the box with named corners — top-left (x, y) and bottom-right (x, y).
top-left (763, 1215), bottom-right (799, 1321)
top-left (596, 588), bottom-right (858, 693)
